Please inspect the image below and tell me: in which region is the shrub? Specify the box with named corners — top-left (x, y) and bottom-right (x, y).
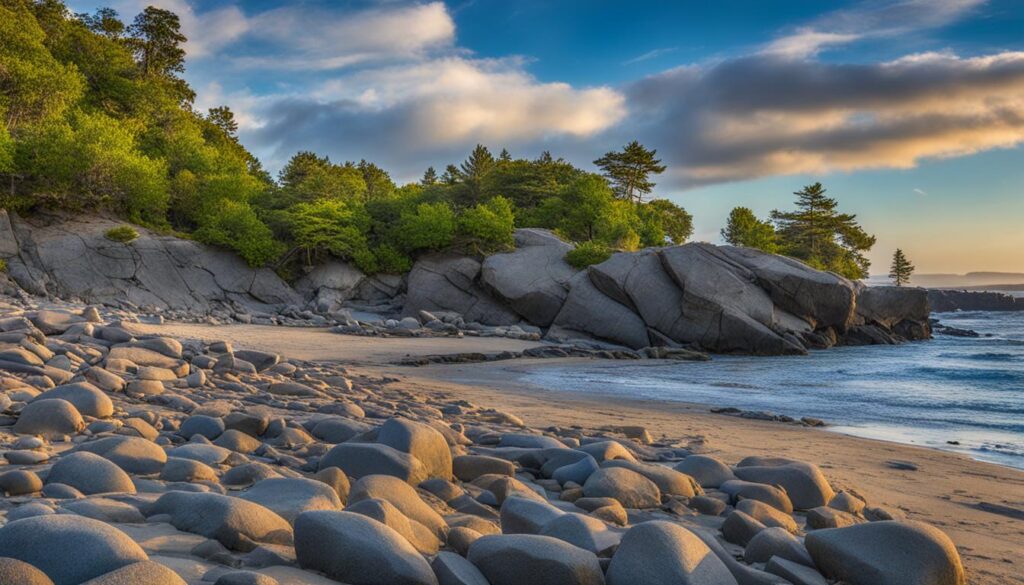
top-left (459, 196), bottom-right (515, 253)
top-left (193, 200), bottom-right (284, 266)
top-left (565, 241), bottom-right (612, 269)
top-left (104, 225), bottom-right (139, 243)
top-left (395, 202), bottom-right (456, 252)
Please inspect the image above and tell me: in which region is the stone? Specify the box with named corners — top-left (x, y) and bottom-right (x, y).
top-left (453, 455), bottom-right (515, 481)
top-left (377, 418), bottom-right (453, 480)
top-left (311, 417), bottom-right (372, 443)
top-left (346, 498), bottom-right (441, 555)
top-left (241, 478), bottom-right (343, 524)
top-left (46, 452), bottom-right (135, 495)
top-left (431, 551), bottom-right (490, 585)
top-left (179, 415), bottom-right (225, 440)
top-left (233, 350), bottom-right (280, 372)
top-left (468, 534), bottom-right (604, 585)
top-left (721, 510), bottom-right (766, 547)
top-left (13, 399), bottom-right (85, 439)
top-left (79, 561), bottom-right (187, 584)
top-left (673, 455), bottom-right (735, 488)
top-left (314, 466), bottom-right (351, 503)
top-left (159, 457), bottom-right (218, 483)
top-left (764, 557), bottom-right (828, 585)
top-left (552, 455), bottom-right (599, 486)
top-left (0, 557), bottom-right (54, 585)
top-left (480, 229), bottom-right (577, 326)
top-left (78, 436), bottom-right (167, 475)
top-left (403, 254), bottom-right (519, 326)
top-left (828, 491), bottom-right (866, 515)
top-left (145, 491), bottom-right (293, 552)
top-left (500, 496), bottom-right (565, 535)
top-left (0, 515), bottom-right (148, 585)
top-left (294, 510), bottom-right (438, 585)
top-left (744, 527), bottom-right (813, 566)
top-left (84, 367), bottom-right (126, 392)
top-left (733, 458), bottom-right (834, 510)
top-left (61, 498), bottom-right (146, 524)
top-left (582, 467), bottom-right (661, 508)
top-left (806, 506), bottom-right (864, 529)
top-left (575, 441), bottom-right (636, 463)
top-left (804, 521), bottom-right (966, 585)
top-left (349, 475), bottom-right (447, 539)
top-left (538, 512), bottom-right (622, 554)
top-left (267, 382), bottom-right (320, 397)
top-left (166, 443), bottom-right (231, 466)
top-left (720, 480), bottom-right (793, 514)
top-left (213, 571), bottom-right (280, 585)
top-left (602, 460), bottom-right (700, 498)
top-left (319, 442), bottom-right (429, 485)
top-left (214, 429), bottom-right (262, 453)
top-left (736, 498), bottom-right (798, 533)
top-left (550, 270), bottom-right (650, 349)
top-left (605, 521), bottom-right (738, 585)
top-left (0, 470), bottom-right (43, 495)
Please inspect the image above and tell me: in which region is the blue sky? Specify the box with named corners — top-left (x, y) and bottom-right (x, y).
top-left (69, 0), bottom-right (1024, 274)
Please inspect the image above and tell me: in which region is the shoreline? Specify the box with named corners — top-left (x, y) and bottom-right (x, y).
top-left (128, 321), bottom-right (1024, 585)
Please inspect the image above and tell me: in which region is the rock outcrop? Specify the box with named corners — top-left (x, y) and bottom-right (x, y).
top-left (0, 212), bottom-right (299, 314)
top-left (927, 289), bottom-right (1024, 312)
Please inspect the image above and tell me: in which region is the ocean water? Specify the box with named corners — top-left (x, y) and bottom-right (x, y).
top-left (520, 307), bottom-right (1024, 469)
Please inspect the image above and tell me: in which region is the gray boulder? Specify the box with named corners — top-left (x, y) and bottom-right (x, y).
top-left (0, 515), bottom-right (147, 585)
top-left (13, 399), bottom-right (85, 439)
top-left (606, 521), bottom-right (737, 585)
top-left (804, 521), bottom-right (966, 585)
top-left (77, 436), bottom-right (167, 475)
top-left (378, 418), bottom-right (453, 480)
top-left (145, 492), bottom-right (292, 551)
top-left (240, 477), bottom-right (343, 524)
top-left (673, 455), bottom-right (735, 488)
top-left (550, 271), bottom-right (650, 349)
top-left (295, 259), bottom-right (367, 313)
top-left (0, 557), bottom-right (54, 585)
top-left (46, 452), bottom-right (135, 495)
top-left (33, 382), bottom-right (113, 418)
top-left (734, 457), bottom-right (835, 510)
top-left (582, 467), bottom-right (661, 508)
top-left (431, 551), bottom-right (490, 585)
top-left (319, 442), bottom-right (429, 484)
top-left (79, 561), bottom-right (187, 585)
top-left (468, 534), bottom-right (604, 585)
top-left (480, 228), bottom-right (577, 326)
top-left (294, 510), bottom-right (438, 585)
top-left (404, 254), bottom-right (519, 326)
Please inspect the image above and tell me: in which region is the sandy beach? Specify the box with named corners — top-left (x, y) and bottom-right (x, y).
top-left (130, 321), bottom-right (1024, 585)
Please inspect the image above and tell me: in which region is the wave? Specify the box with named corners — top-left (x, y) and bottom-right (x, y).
top-left (937, 352), bottom-right (1020, 362)
top-left (911, 366), bottom-right (1024, 384)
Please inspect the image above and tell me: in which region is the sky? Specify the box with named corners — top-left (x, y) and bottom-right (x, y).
top-left (68, 0), bottom-right (1024, 275)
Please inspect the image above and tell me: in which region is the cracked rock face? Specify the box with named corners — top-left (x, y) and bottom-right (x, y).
top-left (0, 212), bottom-right (300, 313)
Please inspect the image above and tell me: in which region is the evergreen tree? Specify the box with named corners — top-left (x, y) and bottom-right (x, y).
top-left (128, 6), bottom-right (190, 102)
top-left (207, 106), bottom-right (238, 138)
top-left (889, 248), bottom-right (915, 286)
top-left (79, 7), bottom-right (125, 38)
top-left (498, 148), bottom-right (512, 162)
top-left (771, 183), bottom-right (876, 279)
top-left (357, 159), bottom-right (394, 201)
top-left (593, 140), bottom-right (666, 203)
top-left (722, 207), bottom-right (778, 253)
top-left (459, 144), bottom-right (495, 204)
top-left (421, 166), bottom-right (438, 186)
top-left (441, 164), bottom-right (461, 185)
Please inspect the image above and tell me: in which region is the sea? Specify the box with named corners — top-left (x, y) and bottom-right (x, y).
top-left (518, 299), bottom-right (1024, 470)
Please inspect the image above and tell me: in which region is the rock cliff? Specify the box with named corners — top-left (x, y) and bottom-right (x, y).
top-left (927, 289), bottom-right (1024, 312)
top-left (0, 214), bottom-right (930, 354)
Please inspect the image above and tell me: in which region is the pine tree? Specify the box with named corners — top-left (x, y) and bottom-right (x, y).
top-left (722, 207), bottom-right (777, 253)
top-left (771, 183), bottom-right (876, 279)
top-left (207, 106), bottom-right (238, 138)
top-left (889, 248), bottom-right (915, 286)
top-left (459, 144), bottom-right (495, 204)
top-left (128, 7), bottom-right (186, 77)
top-left (593, 140), bottom-right (666, 203)
top-left (498, 148), bottom-right (512, 162)
top-left (421, 166), bottom-right (438, 186)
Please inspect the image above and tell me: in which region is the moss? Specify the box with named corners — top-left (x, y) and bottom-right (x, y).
top-left (104, 225), bottom-right (139, 243)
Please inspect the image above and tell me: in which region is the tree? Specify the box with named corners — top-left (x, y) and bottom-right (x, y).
top-left (641, 199), bottom-right (693, 245)
top-left (79, 7), bottom-right (125, 38)
top-left (771, 183), bottom-right (876, 279)
top-left (458, 144), bottom-right (495, 204)
top-left (459, 196), bottom-right (514, 253)
top-left (540, 174), bottom-right (614, 242)
top-left (441, 164), bottom-right (461, 185)
top-left (593, 140), bottom-right (666, 203)
top-left (421, 166), bottom-right (438, 186)
top-left (128, 7), bottom-right (186, 78)
top-left (357, 159), bottom-right (395, 201)
top-left (722, 207), bottom-right (778, 253)
top-left (889, 249), bottom-right (915, 286)
top-left (207, 106), bottom-right (238, 138)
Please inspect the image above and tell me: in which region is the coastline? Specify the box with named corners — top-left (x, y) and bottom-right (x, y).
top-left (128, 321), bottom-right (1024, 585)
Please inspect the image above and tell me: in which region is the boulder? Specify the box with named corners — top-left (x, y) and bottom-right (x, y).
top-left (500, 496), bottom-right (565, 535)
top-left (453, 455), bottom-right (515, 481)
top-left (295, 260), bottom-right (366, 313)
top-left (33, 382), bottom-right (113, 419)
top-left (145, 492), bottom-right (292, 551)
top-left (349, 475), bottom-right (447, 539)
top-left (602, 460), bottom-right (700, 498)
top-left (241, 477), bottom-right (343, 524)
top-left (77, 436), bottom-right (167, 475)
top-left (736, 499), bottom-right (798, 533)
top-left (159, 457), bottom-right (218, 483)
top-left (480, 229), bottom-right (577, 326)
top-left (538, 512), bottom-right (622, 554)
top-left (403, 254), bottom-right (519, 326)
top-left (673, 455), bottom-right (735, 488)
top-left (550, 271), bottom-right (650, 349)
top-left (733, 457), bottom-right (834, 510)
top-left (0, 470), bottom-right (43, 496)
top-left (79, 561), bottom-right (187, 585)
top-left (46, 452), bottom-right (135, 495)
top-left (179, 415), bottom-right (225, 440)
top-left (13, 399), bottom-right (84, 438)
top-left (294, 510), bottom-right (438, 585)
top-left (0, 515), bottom-right (147, 585)
top-left (319, 443), bottom-right (429, 484)
top-left (744, 527), bottom-right (812, 565)
top-left (804, 521), bottom-right (966, 585)
top-left (346, 498), bottom-right (441, 555)
top-left (431, 551), bottom-right (490, 585)
top-left (377, 418), bottom-right (453, 480)
top-left (605, 521), bottom-right (738, 585)
top-left (468, 534), bottom-right (604, 585)
top-left (582, 467), bottom-right (661, 508)
top-left (765, 557), bottom-right (828, 585)
top-left (719, 480), bottom-right (793, 513)
top-left (0, 557), bottom-right (54, 585)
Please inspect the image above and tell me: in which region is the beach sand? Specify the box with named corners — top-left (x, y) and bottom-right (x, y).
top-left (130, 322), bottom-right (1024, 585)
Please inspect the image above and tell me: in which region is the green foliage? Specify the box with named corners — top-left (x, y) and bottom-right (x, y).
top-left (396, 202), bottom-right (456, 252)
top-left (771, 183), bottom-right (876, 279)
top-left (889, 248), bottom-right (914, 286)
top-left (459, 196), bottom-right (515, 253)
top-left (104, 224), bottom-right (138, 243)
top-left (288, 199), bottom-right (373, 270)
top-left (0, 258), bottom-right (6, 272)
top-left (193, 199), bottom-right (283, 267)
top-left (640, 199), bottom-right (693, 245)
top-left (0, 121), bottom-right (13, 174)
top-left (566, 241), bottom-right (612, 269)
top-left (593, 140), bottom-right (666, 203)
top-left (722, 207), bottom-right (778, 253)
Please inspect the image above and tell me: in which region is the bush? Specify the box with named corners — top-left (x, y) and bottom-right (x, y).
top-left (459, 196), bottom-right (515, 253)
top-left (395, 202), bottom-right (456, 252)
top-left (193, 200), bottom-right (284, 266)
top-left (565, 241), bottom-right (612, 269)
top-left (104, 225), bottom-right (139, 243)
